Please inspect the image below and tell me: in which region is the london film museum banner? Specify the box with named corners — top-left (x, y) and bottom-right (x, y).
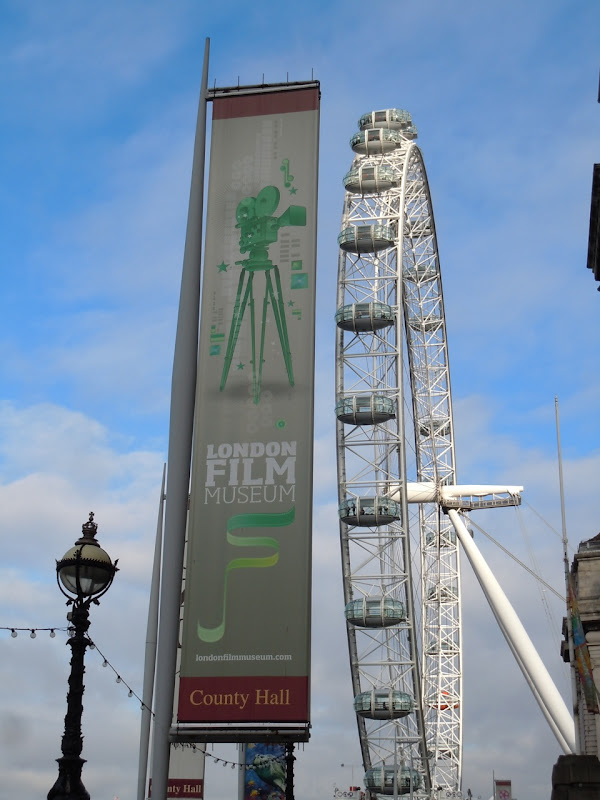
top-left (178, 85), bottom-right (320, 727)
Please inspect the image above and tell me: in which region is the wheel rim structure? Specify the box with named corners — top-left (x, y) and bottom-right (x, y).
top-left (335, 109), bottom-right (462, 798)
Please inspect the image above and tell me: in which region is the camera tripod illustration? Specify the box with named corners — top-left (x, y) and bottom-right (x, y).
top-left (220, 185), bottom-right (306, 404)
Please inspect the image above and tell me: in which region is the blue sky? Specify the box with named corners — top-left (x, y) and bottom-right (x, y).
top-left (0, 2), bottom-right (599, 799)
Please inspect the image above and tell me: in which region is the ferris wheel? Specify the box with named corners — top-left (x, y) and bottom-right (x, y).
top-left (335, 108), bottom-right (461, 797)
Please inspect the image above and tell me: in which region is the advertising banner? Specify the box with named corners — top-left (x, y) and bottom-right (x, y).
top-left (149, 743), bottom-right (204, 798)
top-left (178, 85), bottom-right (319, 727)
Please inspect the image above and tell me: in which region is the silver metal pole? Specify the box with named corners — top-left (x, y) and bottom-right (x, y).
top-left (556, 396), bottom-right (581, 753)
top-left (137, 464), bottom-right (166, 800)
top-left (150, 38), bottom-right (210, 800)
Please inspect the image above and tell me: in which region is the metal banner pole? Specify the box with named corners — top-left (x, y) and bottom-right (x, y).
top-left (150, 38), bottom-right (210, 800)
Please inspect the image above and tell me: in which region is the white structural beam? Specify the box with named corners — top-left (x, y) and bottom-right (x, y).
top-left (492, 599), bottom-right (572, 753)
top-left (446, 507), bottom-right (575, 754)
top-left (404, 483), bottom-right (523, 504)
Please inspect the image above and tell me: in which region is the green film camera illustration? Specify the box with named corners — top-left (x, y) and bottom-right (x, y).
top-left (235, 185), bottom-right (306, 270)
top-left (221, 185), bottom-right (307, 404)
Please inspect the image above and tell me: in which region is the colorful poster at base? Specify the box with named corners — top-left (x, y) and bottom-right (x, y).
top-left (178, 84), bottom-right (319, 728)
top-left (244, 743), bottom-right (286, 800)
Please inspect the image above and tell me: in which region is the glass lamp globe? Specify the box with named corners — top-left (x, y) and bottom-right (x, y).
top-left (57, 512), bottom-right (117, 599)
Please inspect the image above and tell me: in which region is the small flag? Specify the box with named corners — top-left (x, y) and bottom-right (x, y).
top-left (493, 779), bottom-right (511, 800)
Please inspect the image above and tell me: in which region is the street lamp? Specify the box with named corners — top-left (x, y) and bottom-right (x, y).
top-left (48, 512), bottom-right (118, 800)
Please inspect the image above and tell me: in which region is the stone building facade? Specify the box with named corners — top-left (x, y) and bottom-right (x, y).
top-left (562, 533), bottom-right (600, 755)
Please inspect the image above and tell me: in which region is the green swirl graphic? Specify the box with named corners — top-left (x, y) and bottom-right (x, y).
top-left (197, 506), bottom-right (295, 643)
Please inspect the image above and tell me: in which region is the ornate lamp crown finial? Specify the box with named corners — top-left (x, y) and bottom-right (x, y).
top-left (77, 511), bottom-right (99, 546)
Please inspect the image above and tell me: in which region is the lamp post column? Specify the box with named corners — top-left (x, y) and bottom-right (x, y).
top-left (48, 601), bottom-right (91, 800)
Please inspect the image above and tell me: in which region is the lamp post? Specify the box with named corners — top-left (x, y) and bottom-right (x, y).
top-left (48, 512), bottom-right (118, 800)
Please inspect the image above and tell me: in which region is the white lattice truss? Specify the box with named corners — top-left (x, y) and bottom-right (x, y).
top-left (336, 134), bottom-right (462, 796)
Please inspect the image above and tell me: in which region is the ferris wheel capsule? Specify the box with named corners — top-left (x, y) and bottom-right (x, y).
top-left (335, 301), bottom-right (394, 333)
top-left (354, 689), bottom-right (414, 720)
top-left (344, 597), bottom-right (406, 627)
top-left (335, 395), bottom-right (396, 425)
top-left (343, 164), bottom-right (400, 194)
top-left (364, 766), bottom-right (423, 795)
top-left (350, 128), bottom-right (403, 155)
top-left (358, 108), bottom-right (416, 132)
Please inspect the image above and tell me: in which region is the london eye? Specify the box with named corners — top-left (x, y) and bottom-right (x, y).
top-left (335, 108), bottom-right (461, 796)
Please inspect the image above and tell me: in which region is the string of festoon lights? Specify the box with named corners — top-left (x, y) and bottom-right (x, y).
top-left (1, 625), bottom-right (68, 638)
top-left (1, 625), bottom-right (256, 770)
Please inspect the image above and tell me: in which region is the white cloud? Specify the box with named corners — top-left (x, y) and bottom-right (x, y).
top-left (0, 402), bottom-right (162, 799)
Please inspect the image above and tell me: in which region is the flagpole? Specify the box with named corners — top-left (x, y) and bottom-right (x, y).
top-left (238, 744), bottom-right (246, 800)
top-left (556, 396), bottom-right (581, 753)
